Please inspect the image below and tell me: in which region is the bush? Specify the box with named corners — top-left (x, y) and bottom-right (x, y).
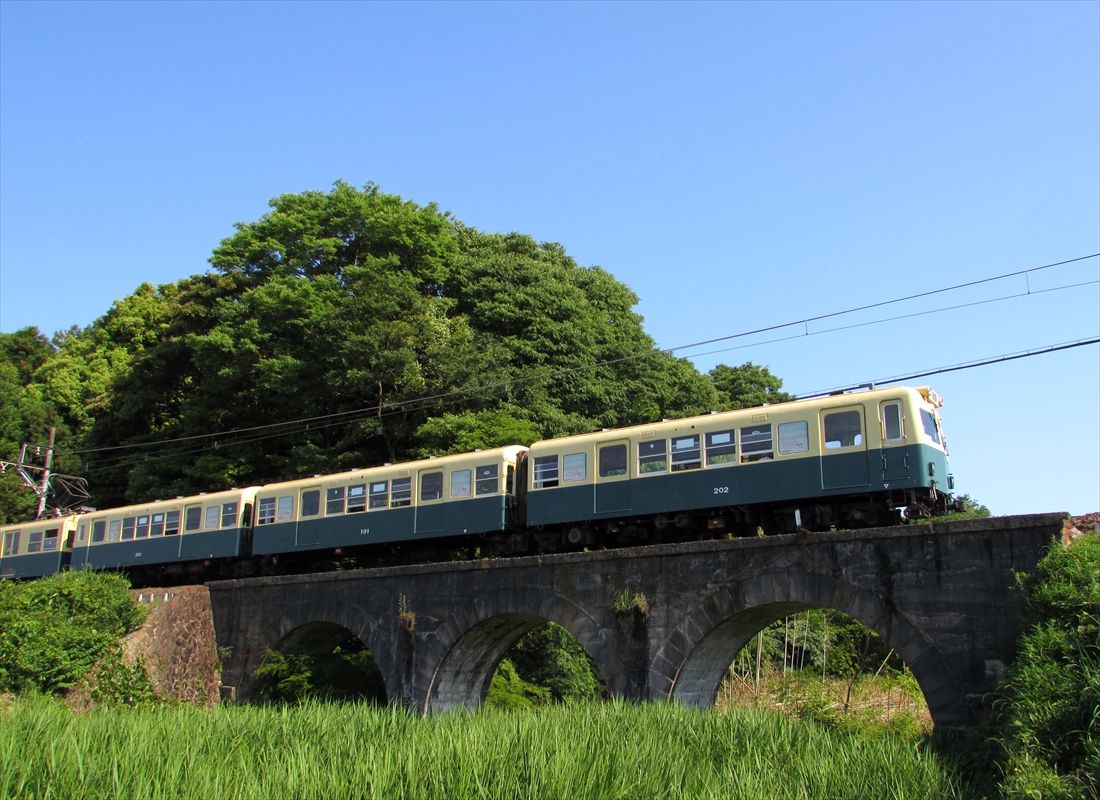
top-left (0, 570), bottom-right (146, 695)
top-left (993, 535), bottom-right (1099, 799)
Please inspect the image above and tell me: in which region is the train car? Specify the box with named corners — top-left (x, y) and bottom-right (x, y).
top-left (0, 515), bottom-right (79, 579)
top-left (251, 445), bottom-right (528, 556)
top-left (524, 386), bottom-right (953, 540)
top-left (69, 487), bottom-right (260, 572)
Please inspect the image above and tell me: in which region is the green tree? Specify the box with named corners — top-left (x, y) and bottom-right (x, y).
top-left (708, 362), bottom-right (793, 410)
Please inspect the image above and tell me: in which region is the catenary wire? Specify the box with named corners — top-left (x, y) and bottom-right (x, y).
top-left (57, 252), bottom-right (1099, 462)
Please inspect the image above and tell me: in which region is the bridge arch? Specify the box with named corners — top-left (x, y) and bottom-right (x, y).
top-left (655, 571), bottom-right (955, 725)
top-left (421, 585), bottom-right (615, 712)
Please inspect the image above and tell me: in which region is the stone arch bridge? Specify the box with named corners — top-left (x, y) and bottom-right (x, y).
top-left (209, 513), bottom-right (1066, 730)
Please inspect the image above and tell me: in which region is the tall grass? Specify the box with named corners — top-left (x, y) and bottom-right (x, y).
top-left (1, 696), bottom-right (964, 800)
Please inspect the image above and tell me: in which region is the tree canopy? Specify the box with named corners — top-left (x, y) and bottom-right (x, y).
top-left (2, 182), bottom-right (787, 515)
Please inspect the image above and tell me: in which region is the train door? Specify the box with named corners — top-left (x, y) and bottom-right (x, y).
top-left (594, 440), bottom-right (631, 514)
top-left (296, 487), bottom-right (321, 547)
top-left (415, 469), bottom-right (445, 535)
top-left (820, 406), bottom-right (870, 490)
top-left (879, 400), bottom-right (910, 483)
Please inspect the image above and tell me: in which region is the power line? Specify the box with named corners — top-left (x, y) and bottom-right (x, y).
top-left (796, 338), bottom-right (1100, 398)
top-left (59, 251), bottom-right (1099, 461)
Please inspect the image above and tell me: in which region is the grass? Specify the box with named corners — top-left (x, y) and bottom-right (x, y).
top-left (1, 695), bottom-right (965, 800)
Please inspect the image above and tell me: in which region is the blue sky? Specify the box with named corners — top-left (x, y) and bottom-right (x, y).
top-left (1, 1), bottom-right (1097, 516)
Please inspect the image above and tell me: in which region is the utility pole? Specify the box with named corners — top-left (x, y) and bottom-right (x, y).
top-left (35, 427), bottom-right (56, 520)
top-left (1, 428), bottom-right (89, 518)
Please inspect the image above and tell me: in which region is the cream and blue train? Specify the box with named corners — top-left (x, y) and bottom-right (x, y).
top-left (0, 386), bottom-right (957, 582)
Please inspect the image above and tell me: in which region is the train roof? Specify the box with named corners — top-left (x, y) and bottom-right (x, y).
top-left (528, 385), bottom-right (942, 452)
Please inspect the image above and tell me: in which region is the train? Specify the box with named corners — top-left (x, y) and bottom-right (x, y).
top-left (0, 385), bottom-right (959, 583)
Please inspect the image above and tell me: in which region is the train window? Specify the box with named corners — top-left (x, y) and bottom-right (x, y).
top-left (204, 506), bottom-right (220, 529)
top-left (506, 465), bottom-right (515, 495)
top-left (136, 516), bottom-right (150, 538)
top-left (639, 440), bottom-right (668, 474)
top-left (276, 496), bottom-right (295, 521)
top-left (420, 472), bottom-right (443, 502)
top-left (563, 453), bottom-right (587, 482)
top-left (108, 520), bottom-right (122, 542)
top-left (599, 444), bottom-right (627, 477)
top-left (257, 498), bottom-right (276, 525)
top-left (28, 531), bottom-right (43, 553)
top-left (671, 436), bottom-right (701, 471)
top-left (476, 465), bottom-right (499, 495)
top-left (185, 507), bottom-right (202, 532)
top-left (3, 531), bottom-right (19, 555)
top-left (327, 487), bottom-right (346, 516)
top-left (301, 491), bottom-right (321, 518)
top-left (92, 521), bottom-right (106, 543)
top-left (165, 511), bottom-right (180, 536)
top-left (222, 502), bottom-right (239, 528)
top-left (824, 411), bottom-right (863, 449)
top-left (43, 528), bottom-right (59, 551)
top-left (451, 469), bottom-right (472, 498)
top-left (122, 517), bottom-right (136, 540)
top-left (533, 456), bottom-right (559, 489)
top-left (391, 477), bottom-right (412, 507)
top-left (882, 403), bottom-right (903, 441)
top-left (347, 485), bottom-right (367, 513)
top-left (740, 425), bottom-right (773, 463)
top-left (369, 481), bottom-right (389, 509)
top-left (778, 421), bottom-right (809, 455)
top-left (705, 430), bottom-right (737, 466)
top-left (920, 410), bottom-right (941, 444)
top-left (77, 524), bottom-right (86, 544)
top-left (151, 514), bottom-right (165, 537)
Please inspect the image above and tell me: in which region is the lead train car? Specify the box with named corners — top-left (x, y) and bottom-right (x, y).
top-left (524, 386), bottom-right (953, 538)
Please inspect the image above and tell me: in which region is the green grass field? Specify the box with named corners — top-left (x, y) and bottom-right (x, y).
top-left (1, 696), bottom-right (965, 800)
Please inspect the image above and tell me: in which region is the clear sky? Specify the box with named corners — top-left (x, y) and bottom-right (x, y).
top-left (1, 1), bottom-right (1097, 516)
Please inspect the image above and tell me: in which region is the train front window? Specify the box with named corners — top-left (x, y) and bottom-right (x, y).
top-left (920, 409), bottom-right (941, 445)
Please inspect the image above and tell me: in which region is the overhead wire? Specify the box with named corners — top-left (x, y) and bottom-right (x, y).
top-left (59, 252), bottom-right (1099, 471)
